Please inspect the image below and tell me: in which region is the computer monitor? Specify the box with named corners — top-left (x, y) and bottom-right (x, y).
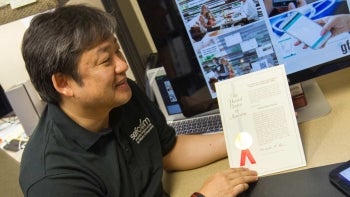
top-left (137, 0), bottom-right (350, 121)
top-left (0, 84), bottom-right (13, 119)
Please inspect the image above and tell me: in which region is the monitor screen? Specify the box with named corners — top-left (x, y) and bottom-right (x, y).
top-left (137, 0), bottom-right (350, 117)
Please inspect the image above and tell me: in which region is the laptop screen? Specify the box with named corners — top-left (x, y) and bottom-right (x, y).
top-left (155, 75), bottom-right (182, 116)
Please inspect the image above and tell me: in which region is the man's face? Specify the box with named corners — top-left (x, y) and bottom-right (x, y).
top-left (70, 36), bottom-right (132, 112)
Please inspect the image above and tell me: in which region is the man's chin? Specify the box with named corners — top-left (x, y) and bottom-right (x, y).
top-left (115, 90), bottom-right (132, 107)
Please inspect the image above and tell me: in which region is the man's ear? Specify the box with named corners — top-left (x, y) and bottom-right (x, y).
top-left (52, 73), bottom-right (73, 97)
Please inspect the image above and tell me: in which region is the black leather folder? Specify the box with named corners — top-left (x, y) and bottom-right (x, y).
top-left (238, 162), bottom-right (347, 197)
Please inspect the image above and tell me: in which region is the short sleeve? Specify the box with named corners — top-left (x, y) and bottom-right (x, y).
top-left (26, 174), bottom-right (105, 197)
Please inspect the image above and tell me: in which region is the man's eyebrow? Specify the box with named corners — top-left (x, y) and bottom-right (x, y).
top-left (97, 44), bottom-right (112, 54)
top-left (97, 38), bottom-right (119, 54)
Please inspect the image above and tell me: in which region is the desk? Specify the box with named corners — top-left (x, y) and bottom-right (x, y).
top-left (163, 67), bottom-right (350, 197)
top-left (0, 119), bottom-right (26, 162)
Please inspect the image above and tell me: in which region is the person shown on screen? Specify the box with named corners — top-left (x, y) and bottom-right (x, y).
top-left (264, 0), bottom-right (307, 17)
top-left (206, 11), bottom-right (217, 27)
top-left (212, 57), bottom-right (229, 80)
top-left (219, 57), bottom-right (234, 80)
top-left (220, 58), bottom-right (236, 78)
top-left (19, 5), bottom-right (258, 197)
top-left (318, 14), bottom-right (350, 37)
top-left (233, 0), bottom-right (259, 25)
top-left (197, 4), bottom-right (217, 32)
top-left (295, 14), bottom-right (350, 49)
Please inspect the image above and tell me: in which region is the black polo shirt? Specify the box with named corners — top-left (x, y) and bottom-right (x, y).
top-left (19, 80), bottom-right (176, 197)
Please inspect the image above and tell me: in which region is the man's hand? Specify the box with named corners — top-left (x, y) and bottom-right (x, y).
top-left (198, 168), bottom-right (258, 197)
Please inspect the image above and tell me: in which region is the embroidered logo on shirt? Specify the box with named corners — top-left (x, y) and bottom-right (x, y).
top-left (130, 117), bottom-right (154, 144)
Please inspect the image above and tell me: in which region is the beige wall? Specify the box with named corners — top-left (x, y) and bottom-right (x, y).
top-left (0, 18), bottom-right (30, 90)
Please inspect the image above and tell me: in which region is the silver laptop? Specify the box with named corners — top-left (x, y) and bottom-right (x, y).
top-left (146, 67), bottom-right (222, 135)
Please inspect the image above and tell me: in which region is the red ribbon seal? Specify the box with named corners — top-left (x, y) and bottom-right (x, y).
top-left (240, 149), bottom-right (256, 166)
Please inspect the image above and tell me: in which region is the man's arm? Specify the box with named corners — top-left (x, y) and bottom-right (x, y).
top-left (162, 132), bottom-right (227, 171)
top-left (162, 133), bottom-right (259, 197)
top-left (23, 175), bottom-right (105, 197)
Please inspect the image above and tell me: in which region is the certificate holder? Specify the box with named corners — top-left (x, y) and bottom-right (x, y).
top-left (215, 65), bottom-right (306, 176)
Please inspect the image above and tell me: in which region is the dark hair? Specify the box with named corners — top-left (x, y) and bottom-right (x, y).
top-left (212, 57), bottom-right (219, 62)
top-left (22, 5), bottom-right (117, 104)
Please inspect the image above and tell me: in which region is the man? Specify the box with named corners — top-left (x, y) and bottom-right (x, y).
top-left (19, 5), bottom-right (258, 197)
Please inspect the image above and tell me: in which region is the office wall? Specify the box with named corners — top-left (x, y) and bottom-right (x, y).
top-left (0, 19), bottom-right (30, 90)
top-left (0, 0), bottom-right (140, 91)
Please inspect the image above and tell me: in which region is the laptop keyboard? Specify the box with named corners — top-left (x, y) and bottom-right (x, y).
top-left (168, 114), bottom-right (223, 135)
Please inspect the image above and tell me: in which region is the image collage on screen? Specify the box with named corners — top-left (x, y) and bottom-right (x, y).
top-left (175, 0), bottom-right (350, 98)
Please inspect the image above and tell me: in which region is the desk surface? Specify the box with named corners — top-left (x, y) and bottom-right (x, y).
top-left (163, 67), bottom-right (350, 197)
top-left (0, 121), bottom-right (26, 162)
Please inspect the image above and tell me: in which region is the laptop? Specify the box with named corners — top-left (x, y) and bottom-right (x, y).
top-left (146, 67), bottom-right (222, 135)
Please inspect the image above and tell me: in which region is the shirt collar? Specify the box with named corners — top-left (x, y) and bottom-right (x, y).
top-left (46, 103), bottom-right (113, 150)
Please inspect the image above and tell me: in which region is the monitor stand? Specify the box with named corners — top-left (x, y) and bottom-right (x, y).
top-left (295, 79), bottom-right (331, 123)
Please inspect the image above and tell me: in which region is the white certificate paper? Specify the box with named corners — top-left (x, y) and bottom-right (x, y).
top-left (215, 65), bottom-right (306, 176)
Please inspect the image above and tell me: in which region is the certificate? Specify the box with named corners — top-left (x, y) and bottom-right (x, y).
top-left (215, 65), bottom-right (306, 176)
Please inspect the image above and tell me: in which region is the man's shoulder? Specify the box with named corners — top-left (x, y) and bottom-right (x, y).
top-left (19, 110), bottom-right (74, 190)
top-left (19, 122), bottom-right (93, 194)
top-left (19, 122), bottom-right (49, 192)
